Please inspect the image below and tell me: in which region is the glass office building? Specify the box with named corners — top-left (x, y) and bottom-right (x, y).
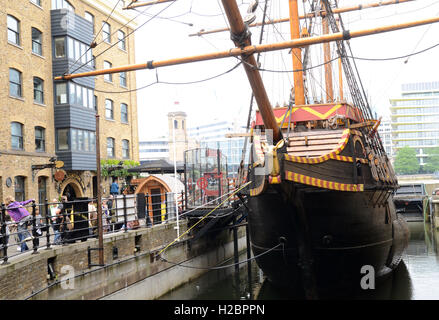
top-left (390, 81), bottom-right (439, 167)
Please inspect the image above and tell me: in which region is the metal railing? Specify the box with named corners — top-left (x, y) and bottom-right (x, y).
top-left (0, 192), bottom-right (187, 264)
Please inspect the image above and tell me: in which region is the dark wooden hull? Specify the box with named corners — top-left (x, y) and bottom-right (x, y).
top-left (247, 183), bottom-right (409, 292)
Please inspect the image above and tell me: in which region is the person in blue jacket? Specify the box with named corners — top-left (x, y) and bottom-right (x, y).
top-left (110, 180), bottom-right (119, 196)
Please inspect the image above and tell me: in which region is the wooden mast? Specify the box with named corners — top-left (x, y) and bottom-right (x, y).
top-left (55, 15), bottom-right (439, 82)
top-left (322, 6), bottom-right (334, 102)
top-left (220, 0), bottom-right (281, 143)
top-left (289, 0), bottom-right (305, 105)
top-left (189, 0), bottom-right (414, 37)
top-left (336, 18), bottom-right (344, 101)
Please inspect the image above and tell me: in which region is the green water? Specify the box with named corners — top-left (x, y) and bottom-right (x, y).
top-left (159, 221), bottom-right (439, 300)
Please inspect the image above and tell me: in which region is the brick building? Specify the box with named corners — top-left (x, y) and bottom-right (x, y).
top-left (0, 0), bottom-right (139, 208)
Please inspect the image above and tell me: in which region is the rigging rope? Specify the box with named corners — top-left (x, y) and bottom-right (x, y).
top-left (66, 0), bottom-right (177, 76)
top-left (157, 181), bottom-right (251, 256)
top-left (65, 0), bottom-right (123, 75)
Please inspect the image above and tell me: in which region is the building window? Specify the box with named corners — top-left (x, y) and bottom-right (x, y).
top-left (67, 37), bottom-right (92, 66)
top-left (7, 15), bottom-right (20, 46)
top-left (51, 0), bottom-right (74, 11)
top-left (55, 82), bottom-right (67, 104)
top-left (102, 22), bottom-right (111, 43)
top-left (14, 176), bottom-right (26, 202)
top-left (33, 77), bottom-right (44, 104)
top-left (11, 122), bottom-right (24, 150)
top-left (118, 30), bottom-right (126, 50)
top-left (122, 139), bottom-right (129, 159)
top-left (120, 72), bottom-right (127, 87)
top-left (105, 99), bottom-right (114, 119)
top-left (107, 137), bottom-right (115, 158)
top-left (121, 103), bottom-right (128, 123)
top-left (174, 120), bottom-right (178, 129)
top-left (94, 95), bottom-right (97, 112)
top-left (31, 0), bottom-right (42, 6)
top-left (68, 82), bottom-right (93, 109)
top-left (35, 126), bottom-right (45, 152)
top-left (84, 11), bottom-right (95, 34)
top-left (57, 129), bottom-right (69, 151)
top-left (103, 61), bottom-right (112, 82)
top-left (32, 27), bottom-right (42, 55)
top-left (9, 68), bottom-right (22, 98)
top-left (54, 37), bottom-right (65, 58)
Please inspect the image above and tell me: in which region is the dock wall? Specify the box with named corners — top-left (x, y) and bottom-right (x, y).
top-left (0, 220), bottom-right (247, 300)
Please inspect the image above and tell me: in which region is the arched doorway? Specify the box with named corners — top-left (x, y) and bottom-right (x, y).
top-left (62, 183), bottom-right (78, 201)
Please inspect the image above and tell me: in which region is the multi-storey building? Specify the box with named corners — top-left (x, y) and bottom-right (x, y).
top-left (188, 120), bottom-right (247, 177)
top-left (390, 81), bottom-right (439, 167)
top-left (139, 136), bottom-right (169, 161)
top-left (378, 117), bottom-right (393, 160)
top-left (0, 0), bottom-right (139, 206)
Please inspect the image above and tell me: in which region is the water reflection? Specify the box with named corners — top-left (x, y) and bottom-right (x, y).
top-left (160, 221), bottom-right (439, 300)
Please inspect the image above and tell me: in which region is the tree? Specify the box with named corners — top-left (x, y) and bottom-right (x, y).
top-left (100, 159), bottom-right (140, 178)
top-left (393, 146), bottom-right (420, 175)
top-left (423, 147), bottom-right (439, 173)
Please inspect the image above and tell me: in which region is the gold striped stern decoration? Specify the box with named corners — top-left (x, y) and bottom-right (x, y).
top-left (285, 170), bottom-right (364, 192)
top-left (285, 129), bottom-right (368, 164)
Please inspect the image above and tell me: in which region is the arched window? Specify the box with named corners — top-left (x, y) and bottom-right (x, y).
top-left (9, 68), bottom-right (22, 98)
top-left (174, 119), bottom-right (178, 129)
top-left (107, 137), bottom-right (115, 158)
top-left (11, 122), bottom-right (24, 150)
top-left (7, 15), bottom-right (20, 45)
top-left (32, 27), bottom-right (42, 55)
top-left (104, 61), bottom-right (112, 82)
top-left (35, 126), bottom-right (46, 152)
top-left (102, 22), bottom-right (111, 43)
top-left (122, 139), bottom-right (129, 159)
top-left (121, 103), bottom-right (128, 123)
top-left (84, 11), bottom-right (95, 34)
top-left (118, 30), bottom-right (126, 50)
top-left (33, 77), bottom-right (44, 104)
top-left (120, 72), bottom-right (127, 87)
top-left (14, 176), bottom-right (26, 202)
top-left (105, 99), bottom-right (114, 119)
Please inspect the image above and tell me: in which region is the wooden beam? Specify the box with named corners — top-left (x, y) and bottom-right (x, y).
top-left (289, 0), bottom-right (305, 105)
top-left (55, 14), bottom-right (439, 82)
top-left (220, 0), bottom-right (281, 143)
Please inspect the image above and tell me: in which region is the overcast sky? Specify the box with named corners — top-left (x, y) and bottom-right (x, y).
top-left (131, 0), bottom-right (439, 141)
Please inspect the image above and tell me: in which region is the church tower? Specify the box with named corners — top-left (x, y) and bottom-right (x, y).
top-left (168, 111), bottom-right (188, 162)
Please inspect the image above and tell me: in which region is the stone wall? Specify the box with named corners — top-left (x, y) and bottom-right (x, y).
top-left (0, 220), bottom-right (247, 300)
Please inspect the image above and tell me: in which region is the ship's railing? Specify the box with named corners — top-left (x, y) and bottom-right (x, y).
top-left (0, 193), bottom-right (187, 264)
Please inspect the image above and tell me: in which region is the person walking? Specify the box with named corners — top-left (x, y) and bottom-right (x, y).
top-left (4, 196), bottom-right (34, 252)
top-left (110, 180), bottom-right (119, 196)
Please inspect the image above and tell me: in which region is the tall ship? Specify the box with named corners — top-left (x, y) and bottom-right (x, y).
top-left (55, 0), bottom-right (439, 298)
